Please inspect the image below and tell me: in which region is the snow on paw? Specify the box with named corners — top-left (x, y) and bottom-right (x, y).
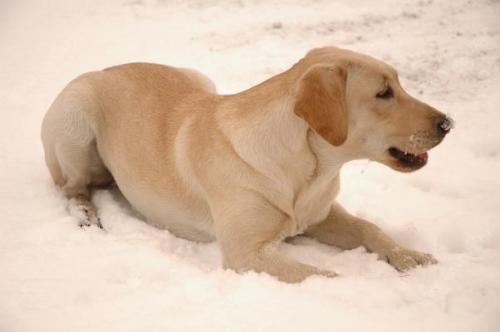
top-left (78, 218), bottom-right (92, 228)
top-left (68, 199), bottom-right (104, 230)
top-left (78, 216), bottom-right (103, 229)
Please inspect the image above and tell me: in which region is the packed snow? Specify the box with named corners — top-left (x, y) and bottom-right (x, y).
top-left (1, 0), bottom-right (500, 331)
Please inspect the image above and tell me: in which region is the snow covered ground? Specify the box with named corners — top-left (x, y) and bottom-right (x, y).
top-left (1, 0), bottom-right (500, 331)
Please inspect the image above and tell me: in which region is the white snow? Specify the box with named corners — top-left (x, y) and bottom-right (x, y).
top-left (1, 0), bottom-right (500, 331)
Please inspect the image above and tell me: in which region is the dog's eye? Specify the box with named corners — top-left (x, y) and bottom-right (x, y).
top-left (376, 86), bottom-right (393, 99)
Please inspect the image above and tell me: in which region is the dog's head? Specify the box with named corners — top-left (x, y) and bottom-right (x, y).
top-left (293, 47), bottom-right (453, 172)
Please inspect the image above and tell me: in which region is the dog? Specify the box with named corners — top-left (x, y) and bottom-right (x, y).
top-left (41, 47), bottom-right (452, 282)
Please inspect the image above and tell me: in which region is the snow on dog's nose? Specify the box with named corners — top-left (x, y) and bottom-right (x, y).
top-left (437, 116), bottom-right (454, 136)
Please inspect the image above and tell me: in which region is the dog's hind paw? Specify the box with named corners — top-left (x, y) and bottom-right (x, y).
top-left (68, 198), bottom-right (104, 230)
top-left (78, 216), bottom-right (104, 229)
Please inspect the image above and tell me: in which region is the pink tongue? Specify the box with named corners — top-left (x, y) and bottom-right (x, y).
top-left (417, 152), bottom-right (428, 162)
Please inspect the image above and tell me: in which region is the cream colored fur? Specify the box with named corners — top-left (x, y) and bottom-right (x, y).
top-left (41, 47), bottom-right (449, 282)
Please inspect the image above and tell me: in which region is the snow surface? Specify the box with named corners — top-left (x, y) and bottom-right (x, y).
top-left (1, 0), bottom-right (500, 331)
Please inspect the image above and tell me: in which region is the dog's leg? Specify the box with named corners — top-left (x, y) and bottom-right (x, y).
top-left (212, 192), bottom-right (337, 283)
top-left (68, 196), bottom-right (103, 229)
top-left (304, 203), bottom-right (437, 271)
top-left (42, 85), bottom-right (110, 230)
top-left (53, 147), bottom-right (106, 230)
top-left (63, 179), bottom-right (103, 229)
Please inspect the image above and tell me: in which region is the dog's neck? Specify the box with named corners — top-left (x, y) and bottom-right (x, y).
top-left (217, 68), bottom-right (354, 189)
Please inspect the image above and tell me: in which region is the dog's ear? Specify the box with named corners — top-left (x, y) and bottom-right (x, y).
top-left (294, 65), bottom-right (348, 146)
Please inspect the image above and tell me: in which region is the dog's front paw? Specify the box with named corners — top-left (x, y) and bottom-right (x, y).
top-left (383, 247), bottom-right (437, 272)
top-left (318, 269), bottom-right (339, 279)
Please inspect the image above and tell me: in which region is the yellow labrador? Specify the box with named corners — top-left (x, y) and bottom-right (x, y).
top-left (41, 47), bottom-right (452, 282)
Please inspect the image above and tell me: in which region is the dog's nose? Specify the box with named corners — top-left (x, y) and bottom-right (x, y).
top-left (437, 116), bottom-right (453, 136)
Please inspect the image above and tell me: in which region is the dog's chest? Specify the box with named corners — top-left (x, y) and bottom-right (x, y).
top-left (291, 173), bottom-right (340, 234)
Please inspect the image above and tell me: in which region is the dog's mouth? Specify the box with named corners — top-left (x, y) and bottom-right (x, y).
top-left (388, 147), bottom-right (428, 171)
